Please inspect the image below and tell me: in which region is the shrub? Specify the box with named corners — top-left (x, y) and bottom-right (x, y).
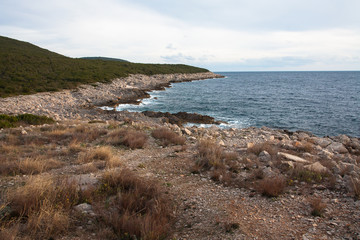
top-left (151, 127), bottom-right (186, 146)
top-left (0, 114), bottom-right (54, 128)
top-left (257, 176), bottom-right (286, 197)
top-left (290, 165), bottom-right (325, 183)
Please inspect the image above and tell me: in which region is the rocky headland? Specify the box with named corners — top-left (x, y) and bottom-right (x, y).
top-left (0, 72), bottom-right (360, 239)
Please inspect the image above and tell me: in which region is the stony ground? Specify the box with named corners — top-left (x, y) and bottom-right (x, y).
top-left (0, 118), bottom-right (359, 239)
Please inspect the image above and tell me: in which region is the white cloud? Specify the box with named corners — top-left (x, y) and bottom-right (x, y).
top-left (0, 0), bottom-right (359, 70)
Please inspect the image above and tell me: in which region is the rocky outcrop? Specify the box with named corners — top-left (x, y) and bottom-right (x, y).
top-left (142, 111), bottom-right (223, 126)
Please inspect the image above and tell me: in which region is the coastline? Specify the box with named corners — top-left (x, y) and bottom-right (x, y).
top-left (0, 72), bottom-right (223, 121)
top-left (1, 72), bottom-right (360, 239)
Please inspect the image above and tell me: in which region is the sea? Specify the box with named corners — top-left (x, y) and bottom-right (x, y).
top-left (113, 71), bottom-right (360, 138)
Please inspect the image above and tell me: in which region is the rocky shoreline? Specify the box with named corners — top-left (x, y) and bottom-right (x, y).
top-left (0, 71), bottom-right (223, 121)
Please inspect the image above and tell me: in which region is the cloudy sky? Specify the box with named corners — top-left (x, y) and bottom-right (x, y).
top-left (1, 0), bottom-right (360, 71)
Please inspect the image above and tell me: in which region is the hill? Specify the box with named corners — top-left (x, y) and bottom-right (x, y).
top-left (0, 36), bottom-right (208, 97)
top-left (80, 56), bottom-right (129, 62)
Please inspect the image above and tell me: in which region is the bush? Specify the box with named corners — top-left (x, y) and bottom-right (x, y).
top-left (151, 127), bottom-right (186, 146)
top-left (0, 114), bottom-right (55, 129)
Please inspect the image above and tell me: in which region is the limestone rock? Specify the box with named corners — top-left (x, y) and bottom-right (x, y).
top-left (312, 138), bottom-right (332, 148)
top-left (74, 203), bottom-right (95, 216)
top-left (259, 151), bottom-right (271, 163)
top-left (218, 140), bottom-right (225, 146)
top-left (182, 128), bottom-right (192, 136)
top-left (304, 162), bottom-right (328, 174)
top-left (278, 152), bottom-right (309, 163)
top-left (326, 142), bottom-right (348, 154)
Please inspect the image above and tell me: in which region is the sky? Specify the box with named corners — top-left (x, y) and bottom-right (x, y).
top-left (1, 0), bottom-right (360, 71)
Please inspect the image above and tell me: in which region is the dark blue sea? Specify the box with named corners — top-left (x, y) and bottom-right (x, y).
top-left (115, 72), bottom-right (360, 137)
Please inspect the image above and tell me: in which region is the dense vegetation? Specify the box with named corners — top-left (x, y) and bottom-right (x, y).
top-left (80, 56), bottom-right (128, 62)
top-left (0, 114), bottom-right (55, 128)
top-left (0, 36), bottom-right (208, 97)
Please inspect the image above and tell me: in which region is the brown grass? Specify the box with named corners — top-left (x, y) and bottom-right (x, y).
top-left (0, 157), bottom-right (63, 176)
top-left (257, 176), bottom-right (286, 197)
top-left (151, 127), bottom-right (186, 146)
top-left (351, 177), bottom-right (360, 199)
top-left (17, 157), bottom-right (63, 175)
top-left (97, 169), bottom-right (173, 239)
top-left (107, 129), bottom-right (148, 149)
top-left (247, 141), bottom-right (278, 156)
top-left (308, 197), bottom-right (327, 217)
top-left (77, 146), bottom-right (113, 164)
top-left (296, 141), bottom-right (315, 153)
top-left (4, 175), bottom-right (81, 239)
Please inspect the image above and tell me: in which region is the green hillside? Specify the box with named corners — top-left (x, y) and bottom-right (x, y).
top-left (0, 36), bottom-right (208, 97)
top-left (80, 57), bottom-right (129, 62)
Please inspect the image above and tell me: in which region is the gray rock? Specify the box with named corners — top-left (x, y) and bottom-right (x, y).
top-left (312, 137), bottom-right (332, 148)
top-left (326, 142), bottom-right (348, 154)
top-left (259, 151), bottom-right (271, 163)
top-left (74, 203), bottom-right (94, 215)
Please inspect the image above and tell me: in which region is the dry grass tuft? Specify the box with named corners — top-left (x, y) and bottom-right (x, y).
top-left (17, 157), bottom-right (63, 175)
top-left (257, 176), bottom-right (286, 197)
top-left (309, 197), bottom-right (327, 217)
top-left (3, 175), bottom-right (81, 239)
top-left (26, 203), bottom-right (69, 238)
top-left (247, 141), bottom-right (278, 156)
top-left (107, 129), bottom-right (148, 149)
top-left (68, 140), bottom-right (85, 153)
top-left (0, 157), bottom-right (63, 176)
top-left (351, 177), bottom-right (360, 199)
top-left (196, 139), bottom-right (224, 170)
top-left (296, 141), bottom-right (315, 153)
top-left (77, 146), bottom-right (113, 164)
top-left (290, 164), bottom-right (325, 183)
top-left (151, 127), bottom-right (186, 146)
top-left (97, 169), bottom-right (173, 239)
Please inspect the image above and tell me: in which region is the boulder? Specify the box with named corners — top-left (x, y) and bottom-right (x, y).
top-left (278, 152), bottom-right (309, 163)
top-left (259, 151), bottom-right (271, 163)
top-left (312, 137), bottom-right (332, 148)
top-left (182, 128), bottom-right (192, 136)
top-left (326, 142), bottom-right (348, 154)
top-left (218, 140), bottom-right (226, 146)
